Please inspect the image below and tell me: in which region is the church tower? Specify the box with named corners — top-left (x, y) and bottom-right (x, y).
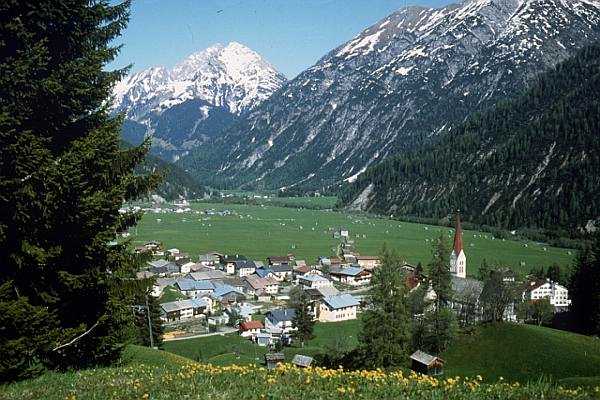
top-left (450, 212), bottom-right (467, 278)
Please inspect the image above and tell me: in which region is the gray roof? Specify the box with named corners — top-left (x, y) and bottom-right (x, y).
top-left (330, 266), bottom-right (364, 276)
top-left (299, 274), bottom-right (330, 283)
top-left (316, 286), bottom-right (340, 297)
top-left (212, 284), bottom-right (245, 299)
top-left (272, 264), bottom-right (292, 273)
top-left (267, 308), bottom-right (296, 324)
top-left (410, 350), bottom-right (443, 366)
top-left (148, 259), bottom-right (171, 269)
top-left (322, 294), bottom-right (360, 310)
top-left (161, 298), bottom-right (209, 313)
top-left (451, 276), bottom-right (484, 296)
top-left (176, 278), bottom-right (214, 291)
top-left (187, 270), bottom-right (226, 281)
top-left (292, 354), bottom-right (314, 367)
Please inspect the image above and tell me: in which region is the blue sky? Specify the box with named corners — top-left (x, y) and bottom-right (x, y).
top-left (110, 0), bottom-right (455, 79)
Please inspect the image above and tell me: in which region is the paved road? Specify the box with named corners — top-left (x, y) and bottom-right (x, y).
top-left (163, 327), bottom-right (236, 342)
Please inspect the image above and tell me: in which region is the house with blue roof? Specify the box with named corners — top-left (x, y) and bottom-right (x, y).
top-left (265, 308), bottom-right (296, 334)
top-left (318, 293), bottom-right (360, 322)
top-left (175, 278), bottom-right (215, 298)
top-left (211, 284), bottom-right (246, 304)
top-left (329, 266), bottom-right (372, 286)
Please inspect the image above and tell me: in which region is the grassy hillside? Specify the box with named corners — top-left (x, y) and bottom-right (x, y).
top-left (444, 323), bottom-right (600, 383)
top-left (132, 202), bottom-right (574, 277)
top-left (163, 320), bottom-right (360, 366)
top-left (1, 344), bottom-right (596, 400)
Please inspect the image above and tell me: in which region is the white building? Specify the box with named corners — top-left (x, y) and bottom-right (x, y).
top-left (298, 274), bottom-right (333, 289)
top-left (524, 280), bottom-right (571, 308)
top-left (265, 309), bottom-right (296, 334)
top-left (318, 294), bottom-right (360, 322)
top-left (450, 213), bottom-right (467, 279)
top-left (160, 298), bottom-right (211, 323)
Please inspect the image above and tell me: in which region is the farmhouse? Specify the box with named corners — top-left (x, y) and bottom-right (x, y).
top-left (265, 309), bottom-right (296, 334)
top-left (255, 267), bottom-right (277, 280)
top-left (523, 279), bottom-right (571, 309)
top-left (223, 255), bottom-right (248, 274)
top-left (329, 266), bottom-right (371, 286)
top-left (176, 259), bottom-right (195, 274)
top-left (271, 264), bottom-right (293, 281)
top-left (212, 284), bottom-right (246, 304)
top-left (298, 274), bottom-right (333, 290)
top-left (160, 298), bottom-right (211, 323)
top-left (187, 269), bottom-right (227, 281)
top-left (244, 274), bottom-right (279, 296)
top-left (175, 279), bottom-right (215, 298)
top-left (148, 259), bottom-right (179, 275)
top-left (267, 255), bottom-right (293, 266)
top-left (239, 320), bottom-right (264, 338)
top-left (318, 294), bottom-right (360, 322)
top-left (236, 260), bottom-right (257, 277)
top-left (356, 255), bottom-right (381, 270)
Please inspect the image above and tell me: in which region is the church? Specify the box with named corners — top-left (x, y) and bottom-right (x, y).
top-left (450, 213), bottom-right (467, 278)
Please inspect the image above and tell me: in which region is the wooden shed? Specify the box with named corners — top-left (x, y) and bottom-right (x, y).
top-left (410, 350), bottom-right (444, 376)
top-left (264, 353), bottom-right (285, 370)
top-left (291, 354), bottom-right (313, 368)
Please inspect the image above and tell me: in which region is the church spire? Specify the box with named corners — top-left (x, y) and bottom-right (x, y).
top-left (453, 212), bottom-right (463, 254)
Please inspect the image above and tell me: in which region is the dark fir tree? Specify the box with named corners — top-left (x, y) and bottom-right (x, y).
top-left (0, 0), bottom-right (159, 381)
top-left (292, 290), bottom-right (315, 346)
top-left (414, 236), bottom-right (457, 354)
top-left (359, 245), bottom-right (411, 368)
top-left (480, 269), bottom-right (515, 322)
top-left (569, 238), bottom-right (600, 336)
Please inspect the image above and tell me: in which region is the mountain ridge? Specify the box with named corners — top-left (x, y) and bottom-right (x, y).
top-left (178, 0), bottom-right (600, 189)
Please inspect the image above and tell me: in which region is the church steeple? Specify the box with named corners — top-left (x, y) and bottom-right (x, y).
top-left (453, 212), bottom-right (463, 254)
top-left (450, 211), bottom-right (467, 278)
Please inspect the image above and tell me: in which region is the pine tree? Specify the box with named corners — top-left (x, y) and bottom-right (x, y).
top-left (359, 245), bottom-right (411, 368)
top-left (0, 0), bottom-right (160, 380)
top-left (569, 238), bottom-right (600, 335)
top-left (417, 236), bottom-right (457, 355)
top-left (292, 291), bottom-right (315, 346)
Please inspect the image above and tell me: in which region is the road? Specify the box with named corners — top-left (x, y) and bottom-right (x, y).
top-left (163, 327), bottom-right (236, 342)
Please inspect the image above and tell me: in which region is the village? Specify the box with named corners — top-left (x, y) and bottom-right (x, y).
top-left (133, 212), bottom-right (573, 371)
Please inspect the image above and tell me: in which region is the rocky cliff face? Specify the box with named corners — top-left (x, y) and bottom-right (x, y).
top-left (179, 0), bottom-right (600, 189)
top-left (112, 42), bottom-right (286, 161)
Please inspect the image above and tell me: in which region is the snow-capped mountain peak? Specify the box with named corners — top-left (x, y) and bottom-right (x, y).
top-left (112, 42), bottom-right (286, 118)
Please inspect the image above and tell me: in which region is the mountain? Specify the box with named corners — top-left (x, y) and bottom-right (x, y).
top-left (179, 0), bottom-right (600, 189)
top-left (112, 42), bottom-right (286, 161)
top-left (340, 43), bottom-right (600, 233)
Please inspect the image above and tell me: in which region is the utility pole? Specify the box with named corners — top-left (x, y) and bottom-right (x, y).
top-left (145, 295), bottom-right (154, 348)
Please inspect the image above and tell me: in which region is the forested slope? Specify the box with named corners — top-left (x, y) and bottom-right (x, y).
top-left (341, 43), bottom-right (600, 233)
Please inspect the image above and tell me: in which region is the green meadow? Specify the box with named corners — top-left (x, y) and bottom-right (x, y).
top-left (131, 202), bottom-right (574, 277)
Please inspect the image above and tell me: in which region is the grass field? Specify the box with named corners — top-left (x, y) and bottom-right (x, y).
top-left (161, 321), bottom-right (600, 385)
top-left (163, 320), bottom-right (360, 366)
top-left (443, 323), bottom-right (600, 383)
top-left (131, 202), bottom-right (574, 277)
top-left (2, 344), bottom-right (596, 400)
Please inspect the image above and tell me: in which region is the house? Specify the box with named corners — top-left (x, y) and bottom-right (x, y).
top-left (255, 267), bottom-right (277, 279)
top-left (293, 263), bottom-right (311, 278)
top-left (410, 351), bottom-right (444, 376)
top-left (356, 255), bottom-right (381, 270)
top-left (142, 241), bottom-right (164, 256)
top-left (298, 274), bottom-right (333, 290)
top-left (211, 284), bottom-right (246, 303)
top-left (222, 255), bottom-right (248, 274)
top-left (271, 264), bottom-right (293, 281)
top-left (235, 302), bottom-right (262, 322)
top-left (187, 269), bottom-right (227, 281)
top-left (244, 275), bottom-right (279, 296)
top-left (265, 309), bottom-right (296, 334)
top-left (236, 260), bottom-right (257, 277)
top-left (239, 320), bottom-right (264, 338)
top-left (198, 253), bottom-right (220, 268)
top-left (267, 255), bottom-right (293, 266)
top-left (221, 276), bottom-right (246, 293)
top-left (292, 355), bottom-right (314, 368)
top-left (329, 266), bottom-right (371, 286)
top-left (264, 353), bottom-right (285, 370)
top-left (160, 298), bottom-right (211, 323)
top-left (343, 253), bottom-right (357, 264)
top-left (523, 279), bottom-right (571, 309)
top-left (175, 279), bottom-right (215, 298)
top-left (318, 294), bottom-right (360, 322)
top-left (177, 259), bottom-right (195, 274)
top-left (147, 259), bottom-right (179, 275)
top-left (255, 332), bottom-right (271, 347)
top-left (166, 248), bottom-right (180, 257)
